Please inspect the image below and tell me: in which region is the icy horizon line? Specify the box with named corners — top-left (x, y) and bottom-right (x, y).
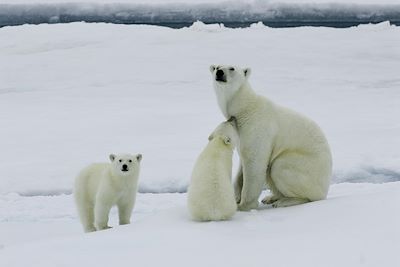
top-left (1, 1), bottom-right (400, 28)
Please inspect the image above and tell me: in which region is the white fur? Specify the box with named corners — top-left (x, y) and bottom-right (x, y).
top-left (210, 64), bottom-right (332, 211)
top-left (74, 153), bottom-right (142, 232)
top-left (187, 121), bottom-right (238, 221)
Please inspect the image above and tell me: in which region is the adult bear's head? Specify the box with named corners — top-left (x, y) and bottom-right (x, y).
top-left (209, 65), bottom-right (251, 118)
top-left (209, 64), bottom-right (251, 91)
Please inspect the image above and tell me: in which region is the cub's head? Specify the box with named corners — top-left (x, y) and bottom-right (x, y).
top-left (109, 153), bottom-right (142, 176)
top-left (208, 117), bottom-right (239, 148)
top-left (209, 64), bottom-right (251, 92)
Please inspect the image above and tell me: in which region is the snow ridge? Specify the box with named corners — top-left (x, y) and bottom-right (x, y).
top-left (12, 166), bottom-right (400, 196)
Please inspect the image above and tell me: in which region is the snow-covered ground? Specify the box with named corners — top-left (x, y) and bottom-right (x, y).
top-left (0, 21), bottom-right (399, 266)
top-left (1, 183), bottom-right (400, 266)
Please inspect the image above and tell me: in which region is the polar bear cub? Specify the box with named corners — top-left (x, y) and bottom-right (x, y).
top-left (74, 153), bottom-right (142, 232)
top-left (187, 119), bottom-right (238, 221)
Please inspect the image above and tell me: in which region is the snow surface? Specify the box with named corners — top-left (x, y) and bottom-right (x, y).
top-left (1, 183), bottom-right (400, 266)
top-left (0, 21), bottom-right (399, 195)
top-left (0, 21), bottom-right (399, 267)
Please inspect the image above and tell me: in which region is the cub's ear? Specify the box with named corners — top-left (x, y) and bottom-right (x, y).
top-left (223, 137), bottom-right (231, 145)
top-left (208, 134), bottom-right (214, 141)
top-left (136, 154), bottom-right (142, 162)
top-left (109, 154), bottom-right (116, 162)
top-left (244, 68), bottom-right (251, 78)
top-left (209, 65), bottom-right (217, 73)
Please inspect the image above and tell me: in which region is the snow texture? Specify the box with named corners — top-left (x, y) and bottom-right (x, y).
top-left (1, 21), bottom-right (400, 195)
top-left (1, 182), bottom-right (400, 267)
top-left (0, 20), bottom-right (399, 267)
top-left (0, 0), bottom-right (400, 27)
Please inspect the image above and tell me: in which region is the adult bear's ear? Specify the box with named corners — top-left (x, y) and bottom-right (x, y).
top-left (209, 65), bottom-right (217, 73)
top-left (208, 134), bottom-right (214, 141)
top-left (136, 154), bottom-right (142, 162)
top-left (109, 154), bottom-right (116, 162)
top-left (244, 68), bottom-right (251, 78)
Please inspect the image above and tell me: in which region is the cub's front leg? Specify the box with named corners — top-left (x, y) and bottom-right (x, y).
top-left (94, 189), bottom-right (114, 231)
top-left (118, 196), bottom-right (135, 225)
top-left (94, 200), bottom-right (113, 230)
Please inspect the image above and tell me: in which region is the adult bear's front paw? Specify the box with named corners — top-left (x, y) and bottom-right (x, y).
top-left (237, 200), bottom-right (259, 211)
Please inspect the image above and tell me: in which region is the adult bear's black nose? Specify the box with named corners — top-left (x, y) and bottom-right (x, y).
top-left (122, 164), bottom-right (128, 171)
top-left (216, 69), bottom-right (224, 78)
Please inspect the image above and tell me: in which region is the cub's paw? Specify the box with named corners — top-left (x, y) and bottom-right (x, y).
top-left (96, 225), bottom-right (112, 231)
top-left (85, 226), bottom-right (97, 233)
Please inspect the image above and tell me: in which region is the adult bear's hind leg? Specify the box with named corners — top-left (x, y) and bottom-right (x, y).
top-left (271, 197), bottom-right (309, 208)
top-left (262, 171), bottom-right (284, 205)
top-left (269, 151), bottom-right (328, 208)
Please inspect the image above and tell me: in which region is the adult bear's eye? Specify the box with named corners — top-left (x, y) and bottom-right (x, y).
top-left (128, 159), bottom-right (132, 163)
top-left (229, 67), bottom-right (235, 71)
top-left (119, 159), bottom-right (122, 162)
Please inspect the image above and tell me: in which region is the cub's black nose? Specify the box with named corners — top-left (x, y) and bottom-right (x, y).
top-left (216, 69), bottom-right (224, 78)
top-left (122, 164), bottom-right (128, 170)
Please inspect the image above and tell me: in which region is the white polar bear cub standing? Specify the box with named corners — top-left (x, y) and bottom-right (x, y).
top-left (210, 64), bottom-right (332, 211)
top-left (187, 119), bottom-right (238, 221)
top-left (74, 153), bottom-right (142, 232)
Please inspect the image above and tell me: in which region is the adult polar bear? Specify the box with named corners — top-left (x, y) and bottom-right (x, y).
top-left (210, 65), bottom-right (332, 211)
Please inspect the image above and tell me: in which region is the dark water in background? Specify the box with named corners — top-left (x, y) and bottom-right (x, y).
top-left (2, 19), bottom-right (400, 29)
top-left (1, 3), bottom-right (400, 28)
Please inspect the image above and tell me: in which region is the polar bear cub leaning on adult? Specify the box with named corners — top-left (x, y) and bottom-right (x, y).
top-left (210, 64), bottom-right (332, 211)
top-left (188, 119), bottom-right (238, 221)
top-left (74, 153), bottom-right (142, 232)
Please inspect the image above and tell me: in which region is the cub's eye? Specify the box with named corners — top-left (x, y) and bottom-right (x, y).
top-left (119, 159), bottom-right (122, 162)
top-left (229, 67), bottom-right (235, 71)
top-left (128, 159), bottom-right (132, 163)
